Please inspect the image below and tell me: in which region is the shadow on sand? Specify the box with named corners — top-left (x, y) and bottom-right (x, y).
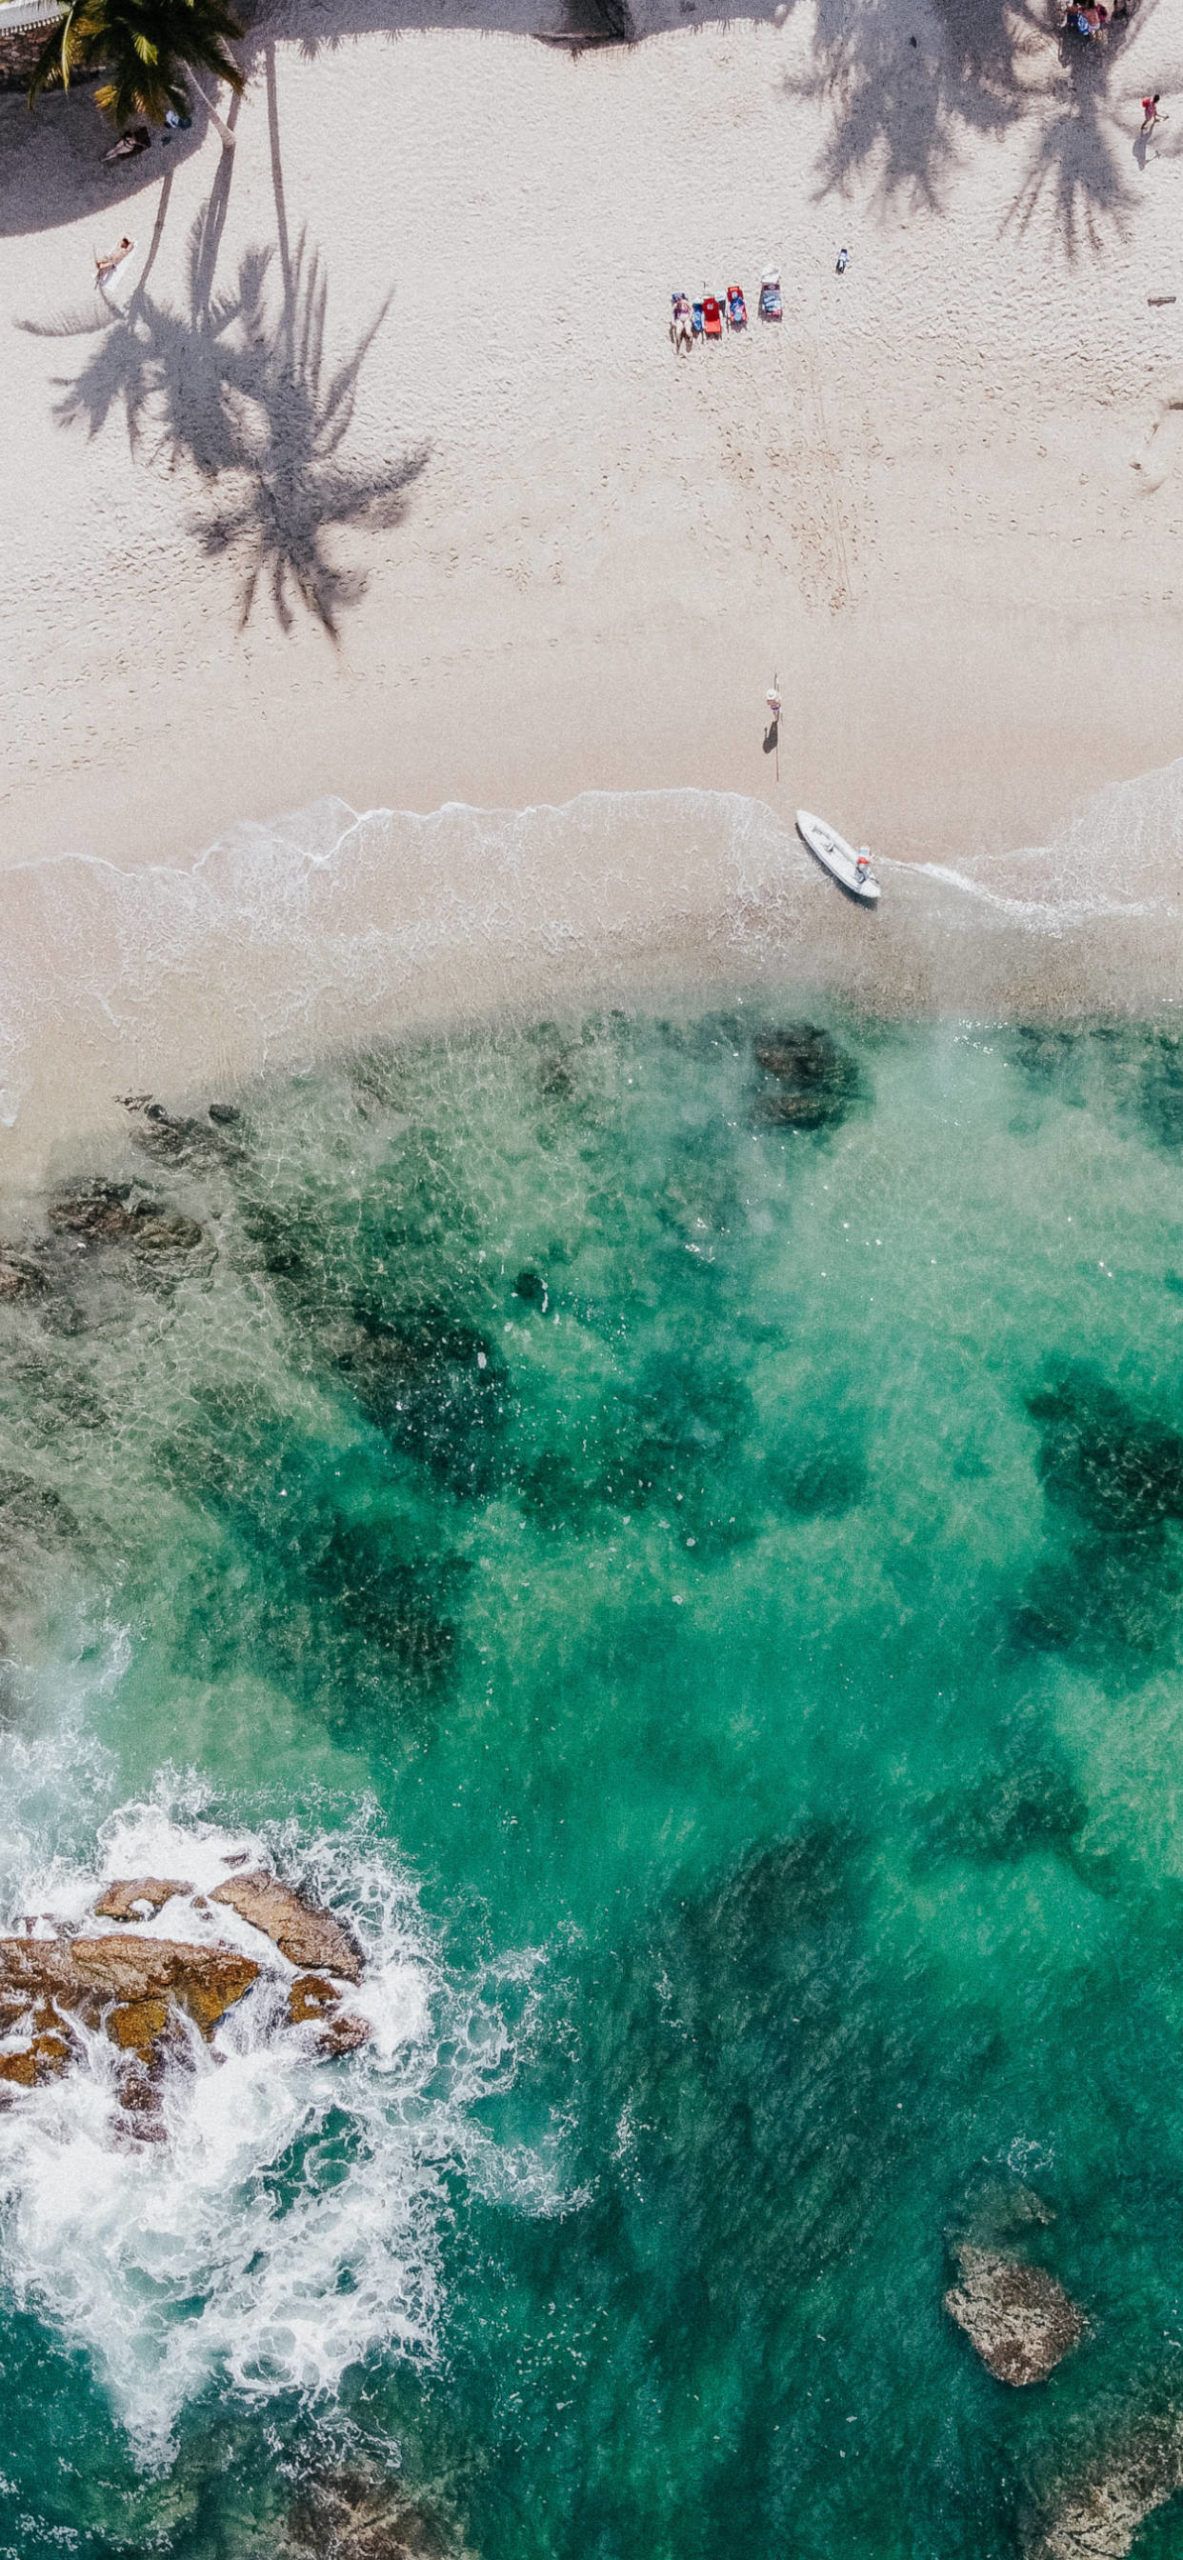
top-left (0, 0), bottom-right (1160, 261)
top-left (20, 186), bottom-right (429, 635)
top-left (776, 0), bottom-right (1151, 253)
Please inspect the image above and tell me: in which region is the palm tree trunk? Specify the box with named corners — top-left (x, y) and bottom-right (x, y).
top-left (189, 74), bottom-right (236, 148)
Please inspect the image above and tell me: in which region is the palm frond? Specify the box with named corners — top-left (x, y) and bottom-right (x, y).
top-left (26, 1), bottom-right (80, 105)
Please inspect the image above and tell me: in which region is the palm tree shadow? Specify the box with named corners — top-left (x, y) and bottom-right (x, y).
top-left (779, 0), bottom-right (1141, 248)
top-left (1005, 82), bottom-right (1135, 254)
top-left (19, 209), bottom-right (429, 638)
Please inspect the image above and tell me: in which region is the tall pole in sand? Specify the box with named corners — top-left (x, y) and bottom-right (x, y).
top-left (766, 675), bottom-right (782, 785)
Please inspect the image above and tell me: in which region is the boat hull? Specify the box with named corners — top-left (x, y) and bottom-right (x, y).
top-left (796, 809), bottom-right (881, 902)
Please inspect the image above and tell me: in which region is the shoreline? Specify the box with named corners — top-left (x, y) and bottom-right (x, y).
top-left (1, 767), bottom-right (1181, 1197)
top-left (3, 0), bottom-right (1183, 1180)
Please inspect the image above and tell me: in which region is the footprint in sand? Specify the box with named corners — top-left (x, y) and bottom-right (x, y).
top-left (1132, 385), bottom-right (1183, 493)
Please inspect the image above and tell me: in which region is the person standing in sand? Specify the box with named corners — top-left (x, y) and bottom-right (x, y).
top-left (1141, 93), bottom-right (1166, 134)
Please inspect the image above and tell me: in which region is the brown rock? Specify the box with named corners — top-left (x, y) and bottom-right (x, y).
top-left (210, 1871), bottom-right (363, 1982)
top-left (288, 1974), bottom-right (370, 2056)
top-left (95, 1877), bottom-right (190, 1921)
top-left (0, 2027), bottom-right (70, 2088)
top-left (945, 2243), bottom-right (1086, 2386)
top-left (0, 1255), bottom-right (47, 1302)
top-left (47, 1184), bottom-right (203, 1256)
top-left (0, 1935), bottom-right (259, 2072)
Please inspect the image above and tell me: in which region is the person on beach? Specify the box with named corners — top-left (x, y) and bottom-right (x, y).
top-left (1141, 93), bottom-right (1165, 133)
top-left (94, 236), bottom-right (135, 285)
top-left (103, 127), bottom-right (150, 161)
top-left (855, 847), bottom-right (872, 881)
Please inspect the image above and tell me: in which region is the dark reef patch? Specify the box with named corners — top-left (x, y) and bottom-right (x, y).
top-left (1018, 1365), bottom-right (1183, 1663)
top-left (47, 1182), bottom-right (205, 1261)
top-left (334, 1301), bottom-right (512, 1501)
top-left (751, 1024), bottom-right (862, 1134)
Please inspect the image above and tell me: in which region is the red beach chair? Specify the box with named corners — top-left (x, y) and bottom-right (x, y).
top-left (702, 294), bottom-right (723, 339)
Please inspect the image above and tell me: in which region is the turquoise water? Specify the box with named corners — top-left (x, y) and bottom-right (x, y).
top-left (1, 1003), bottom-right (1183, 2557)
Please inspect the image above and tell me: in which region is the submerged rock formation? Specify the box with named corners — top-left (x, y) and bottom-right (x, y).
top-left (209, 1870), bottom-right (363, 1981)
top-left (0, 1253), bottom-right (47, 1302)
top-left (944, 2243), bottom-right (1086, 2386)
top-left (286, 2468), bottom-right (458, 2560)
top-left (752, 1025), bottom-right (861, 1132)
top-left (47, 1181), bottom-right (203, 1256)
top-left (1031, 2428), bottom-right (1183, 2559)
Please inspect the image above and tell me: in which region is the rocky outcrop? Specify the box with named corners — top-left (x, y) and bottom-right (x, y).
top-left (287, 1974), bottom-right (368, 2054)
top-left (47, 1182), bottom-right (203, 1256)
top-left (944, 2244), bottom-right (1086, 2386)
top-left (286, 2468), bottom-right (456, 2560)
top-left (0, 1867), bottom-right (370, 2134)
top-left (1031, 2429), bottom-right (1183, 2559)
top-left (0, 1935), bottom-right (259, 2085)
top-left (94, 1877), bottom-right (189, 1921)
top-left (209, 1870), bottom-right (363, 1982)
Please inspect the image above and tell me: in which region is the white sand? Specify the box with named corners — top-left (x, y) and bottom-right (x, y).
top-left (3, 0), bottom-right (1182, 871)
top-left (1, 0), bottom-right (1182, 1175)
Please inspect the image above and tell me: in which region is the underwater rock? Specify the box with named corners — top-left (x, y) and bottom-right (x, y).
top-left (209, 1869), bottom-right (363, 1982)
top-left (513, 1268), bottom-right (547, 1307)
top-left (48, 1182), bottom-right (204, 1256)
top-left (286, 2467), bottom-right (456, 2560)
top-left (287, 1973), bottom-right (370, 2055)
top-left (0, 1253), bottom-right (47, 1302)
top-left (0, 1471), bottom-right (73, 1542)
top-left (207, 1100), bottom-right (241, 1126)
top-left (944, 2243), bottom-right (1085, 2385)
top-left (0, 1935), bottom-right (260, 2078)
top-left (94, 1877), bottom-right (191, 1921)
top-left (335, 1300), bottom-right (509, 1497)
top-left (752, 1024), bottom-right (861, 1132)
top-left (1031, 2428), bottom-right (1183, 2558)
top-left (123, 1100), bottom-right (220, 1165)
top-left (1028, 1367), bottom-right (1183, 1537)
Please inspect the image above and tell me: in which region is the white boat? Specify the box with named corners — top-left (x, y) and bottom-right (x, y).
top-left (796, 809), bottom-right (881, 904)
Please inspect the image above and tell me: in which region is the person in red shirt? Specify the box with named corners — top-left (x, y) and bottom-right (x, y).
top-left (1141, 92), bottom-right (1166, 133)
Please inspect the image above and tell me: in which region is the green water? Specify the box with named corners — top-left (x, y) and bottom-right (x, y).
top-left (2, 1003), bottom-right (1183, 2559)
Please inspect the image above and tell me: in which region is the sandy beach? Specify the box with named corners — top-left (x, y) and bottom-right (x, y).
top-left (2, 0), bottom-right (1183, 1177)
top-left (3, 0), bottom-right (1183, 874)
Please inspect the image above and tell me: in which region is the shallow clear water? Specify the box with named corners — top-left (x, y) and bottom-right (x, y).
top-left (1, 1001), bottom-right (1183, 2557)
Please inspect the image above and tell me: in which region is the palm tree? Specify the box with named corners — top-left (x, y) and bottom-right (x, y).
top-left (28, 0), bottom-right (244, 148)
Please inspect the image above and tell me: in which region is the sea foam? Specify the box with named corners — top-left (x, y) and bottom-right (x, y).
top-left (0, 1791), bottom-right (551, 2459)
top-left (2, 769), bottom-right (1181, 1186)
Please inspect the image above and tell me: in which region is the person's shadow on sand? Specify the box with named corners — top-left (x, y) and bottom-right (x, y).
top-left (762, 716), bottom-right (779, 757)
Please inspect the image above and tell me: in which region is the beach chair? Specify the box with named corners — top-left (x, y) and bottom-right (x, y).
top-left (702, 294), bottom-right (723, 339)
top-left (726, 284), bottom-right (747, 329)
top-left (692, 301), bottom-right (705, 335)
top-left (758, 269), bottom-right (783, 322)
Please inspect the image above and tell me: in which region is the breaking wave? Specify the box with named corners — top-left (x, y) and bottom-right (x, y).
top-left (2, 765), bottom-right (1182, 1182)
top-left (0, 1788), bottom-right (554, 2459)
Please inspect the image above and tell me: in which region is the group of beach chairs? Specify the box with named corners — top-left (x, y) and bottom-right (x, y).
top-left (669, 271), bottom-right (782, 351)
